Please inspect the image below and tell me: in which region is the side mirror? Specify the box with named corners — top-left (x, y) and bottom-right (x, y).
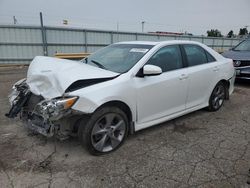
top-left (143, 65), bottom-right (162, 76)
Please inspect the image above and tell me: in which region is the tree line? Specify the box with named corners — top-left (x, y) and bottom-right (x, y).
top-left (207, 28), bottom-right (248, 38)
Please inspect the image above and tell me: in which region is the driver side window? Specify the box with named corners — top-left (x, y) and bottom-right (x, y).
top-left (147, 45), bottom-right (183, 72)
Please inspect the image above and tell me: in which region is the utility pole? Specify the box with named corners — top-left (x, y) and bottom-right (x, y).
top-left (141, 21), bottom-right (145, 33)
top-left (40, 12), bottom-right (48, 56)
top-left (13, 16), bottom-right (17, 25)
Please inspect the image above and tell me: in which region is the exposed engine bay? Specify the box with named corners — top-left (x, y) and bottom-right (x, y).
top-left (6, 79), bottom-right (82, 139)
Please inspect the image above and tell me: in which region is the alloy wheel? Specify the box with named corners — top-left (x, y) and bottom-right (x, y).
top-left (91, 113), bottom-right (126, 152)
top-left (211, 84), bottom-right (225, 110)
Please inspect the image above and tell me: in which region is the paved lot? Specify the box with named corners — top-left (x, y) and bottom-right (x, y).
top-left (0, 66), bottom-right (250, 188)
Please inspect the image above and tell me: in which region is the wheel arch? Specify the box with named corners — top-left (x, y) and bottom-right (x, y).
top-left (96, 100), bottom-right (135, 134)
top-left (218, 79), bottom-right (230, 100)
top-left (208, 79), bottom-right (230, 102)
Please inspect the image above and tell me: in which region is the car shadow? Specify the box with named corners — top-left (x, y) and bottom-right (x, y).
top-left (26, 108), bottom-right (208, 151)
top-left (131, 109), bottom-right (208, 138)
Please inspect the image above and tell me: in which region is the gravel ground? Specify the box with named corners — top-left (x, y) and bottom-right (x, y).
top-left (0, 66), bottom-right (250, 188)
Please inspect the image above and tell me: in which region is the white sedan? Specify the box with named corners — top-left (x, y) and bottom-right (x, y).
top-left (6, 41), bottom-right (235, 155)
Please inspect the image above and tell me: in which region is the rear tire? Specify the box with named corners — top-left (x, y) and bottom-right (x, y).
top-left (207, 82), bottom-right (226, 111)
top-left (78, 106), bottom-right (129, 155)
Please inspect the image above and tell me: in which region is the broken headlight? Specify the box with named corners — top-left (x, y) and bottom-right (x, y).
top-left (36, 96), bottom-right (78, 120)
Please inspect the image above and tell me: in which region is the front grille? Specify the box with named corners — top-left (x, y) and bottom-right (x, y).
top-left (233, 60), bottom-right (250, 67)
top-left (26, 94), bottom-right (44, 111)
top-left (21, 93), bottom-right (44, 120)
top-left (237, 73), bottom-right (250, 78)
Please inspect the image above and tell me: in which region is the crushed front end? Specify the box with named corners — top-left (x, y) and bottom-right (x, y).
top-left (6, 79), bottom-right (79, 138)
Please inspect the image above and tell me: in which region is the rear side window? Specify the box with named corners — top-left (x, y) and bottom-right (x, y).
top-left (183, 45), bottom-right (207, 66)
top-left (147, 45), bottom-right (183, 72)
top-left (206, 51), bottom-right (216, 62)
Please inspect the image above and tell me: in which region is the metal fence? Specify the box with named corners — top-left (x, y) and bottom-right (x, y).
top-left (0, 25), bottom-right (242, 64)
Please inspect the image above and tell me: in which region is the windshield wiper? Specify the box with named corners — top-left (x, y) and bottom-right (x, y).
top-left (90, 60), bottom-right (107, 70)
top-left (82, 57), bottom-right (107, 70)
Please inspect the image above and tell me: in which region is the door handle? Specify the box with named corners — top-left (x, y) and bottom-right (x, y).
top-left (179, 74), bottom-right (188, 80)
top-left (213, 66), bottom-right (219, 71)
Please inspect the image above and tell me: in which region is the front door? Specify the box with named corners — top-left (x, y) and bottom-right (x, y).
top-left (134, 45), bottom-right (189, 124)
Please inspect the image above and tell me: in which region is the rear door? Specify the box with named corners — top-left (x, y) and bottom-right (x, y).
top-left (182, 44), bottom-right (219, 109)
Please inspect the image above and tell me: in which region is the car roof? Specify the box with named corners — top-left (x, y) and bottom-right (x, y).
top-left (117, 40), bottom-right (203, 46)
top-left (118, 40), bottom-right (224, 61)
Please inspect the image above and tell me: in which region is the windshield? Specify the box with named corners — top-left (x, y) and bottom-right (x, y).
top-left (233, 40), bottom-right (250, 51)
top-left (82, 44), bottom-right (153, 73)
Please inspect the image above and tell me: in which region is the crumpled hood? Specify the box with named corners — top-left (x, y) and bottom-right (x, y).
top-left (26, 56), bottom-right (119, 99)
top-left (222, 50), bottom-right (250, 61)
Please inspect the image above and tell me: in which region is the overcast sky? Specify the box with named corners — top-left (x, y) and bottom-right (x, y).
top-left (0, 0), bottom-right (249, 35)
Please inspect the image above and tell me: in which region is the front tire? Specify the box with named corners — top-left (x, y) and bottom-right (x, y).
top-left (207, 82), bottom-right (226, 111)
top-left (78, 106), bottom-right (129, 155)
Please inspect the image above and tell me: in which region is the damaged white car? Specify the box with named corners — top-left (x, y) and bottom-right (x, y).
top-left (6, 41), bottom-right (235, 155)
